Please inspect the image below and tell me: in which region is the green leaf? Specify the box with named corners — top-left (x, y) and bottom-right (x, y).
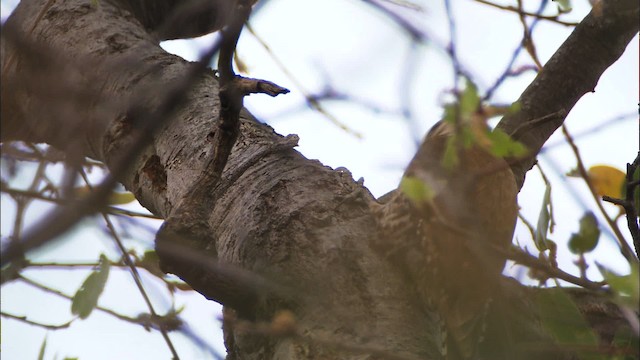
top-left (38, 336), bottom-right (47, 360)
top-left (537, 289), bottom-right (599, 357)
top-left (460, 126), bottom-right (475, 148)
top-left (459, 78), bottom-right (480, 116)
top-left (71, 254), bottom-right (110, 319)
top-left (139, 250), bottom-right (164, 278)
top-left (568, 211), bottom-right (600, 254)
top-left (553, 0), bottom-right (572, 12)
top-left (597, 263), bottom-right (639, 306)
top-left (534, 185), bottom-right (552, 251)
top-left (442, 136), bottom-right (459, 169)
top-left (442, 78), bottom-right (480, 125)
top-left (443, 104), bottom-right (456, 125)
top-left (400, 176), bottom-right (435, 204)
top-left (565, 167), bottom-right (580, 177)
top-left (612, 327), bottom-right (640, 359)
top-left (486, 128), bottom-right (527, 158)
top-left (141, 249), bottom-right (159, 263)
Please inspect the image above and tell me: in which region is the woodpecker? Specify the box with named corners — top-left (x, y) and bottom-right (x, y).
top-left (374, 119), bottom-right (519, 359)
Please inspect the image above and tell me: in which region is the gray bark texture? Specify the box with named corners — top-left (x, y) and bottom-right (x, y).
top-left (1, 0), bottom-right (638, 359)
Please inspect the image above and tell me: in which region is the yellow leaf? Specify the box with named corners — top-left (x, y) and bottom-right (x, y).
top-left (107, 191), bottom-right (136, 205)
top-left (73, 187), bottom-right (136, 205)
top-left (588, 165), bottom-right (625, 199)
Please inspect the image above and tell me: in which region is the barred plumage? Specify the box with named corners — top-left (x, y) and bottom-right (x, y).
top-left (373, 120), bottom-right (518, 360)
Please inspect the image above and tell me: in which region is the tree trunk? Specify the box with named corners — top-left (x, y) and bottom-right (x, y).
top-left (1, 0), bottom-right (638, 359)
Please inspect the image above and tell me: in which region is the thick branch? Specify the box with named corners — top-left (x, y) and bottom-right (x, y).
top-left (497, 0), bottom-right (639, 190)
top-left (111, 0), bottom-right (234, 40)
top-left (2, 1), bottom-right (638, 359)
top-left (2, 1), bottom-right (433, 358)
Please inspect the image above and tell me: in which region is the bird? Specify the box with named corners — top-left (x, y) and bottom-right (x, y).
top-left (373, 117), bottom-right (519, 359)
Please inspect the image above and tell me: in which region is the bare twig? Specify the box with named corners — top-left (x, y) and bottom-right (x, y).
top-left (483, 0), bottom-right (549, 101)
top-left (496, 0), bottom-right (639, 189)
top-left (516, 0), bottom-right (543, 70)
top-left (10, 154), bottom-right (48, 242)
top-left (22, 260), bottom-right (191, 291)
top-left (443, 0), bottom-right (461, 91)
top-left (77, 171), bottom-right (179, 359)
top-left (506, 247), bottom-right (606, 291)
top-left (474, 0), bottom-right (578, 26)
top-left (543, 112), bottom-right (636, 150)
top-left (562, 125), bottom-right (638, 263)
top-left (18, 275), bottom-right (143, 325)
top-left (362, 0), bottom-right (428, 42)
top-left (1, 312), bottom-right (73, 330)
top-left (0, 186), bottom-right (161, 219)
top-left (517, 212), bottom-right (537, 240)
top-left (574, 253), bottom-right (588, 279)
top-left (507, 109), bottom-right (566, 141)
top-left (602, 152), bottom-right (640, 258)
top-left (244, 23), bottom-right (358, 137)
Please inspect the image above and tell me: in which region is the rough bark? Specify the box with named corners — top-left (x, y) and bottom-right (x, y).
top-left (1, 0), bottom-right (638, 359)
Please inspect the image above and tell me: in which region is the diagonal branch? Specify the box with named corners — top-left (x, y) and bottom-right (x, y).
top-left (496, 0), bottom-right (639, 190)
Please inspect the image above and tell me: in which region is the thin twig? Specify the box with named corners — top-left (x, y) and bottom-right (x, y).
top-left (18, 275), bottom-right (143, 325)
top-left (26, 261), bottom-right (115, 268)
top-left (24, 260), bottom-right (192, 292)
top-left (508, 109), bottom-right (566, 140)
top-left (0, 186), bottom-right (161, 219)
top-left (602, 152), bottom-right (640, 258)
top-left (78, 171), bottom-right (180, 359)
top-left (362, 0), bottom-right (428, 42)
top-left (516, 0), bottom-right (543, 70)
top-left (1, 311), bottom-right (73, 330)
top-left (244, 23), bottom-right (359, 137)
top-left (506, 247), bottom-right (606, 291)
top-left (543, 112), bottom-right (636, 150)
top-left (483, 0), bottom-right (549, 101)
top-left (574, 253), bottom-right (588, 279)
top-left (10, 154), bottom-right (48, 242)
top-left (474, 0), bottom-right (577, 26)
top-left (516, 213), bottom-right (559, 286)
top-left (443, 0), bottom-right (461, 91)
top-left (562, 125), bottom-right (638, 263)
top-left (517, 212), bottom-right (537, 241)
